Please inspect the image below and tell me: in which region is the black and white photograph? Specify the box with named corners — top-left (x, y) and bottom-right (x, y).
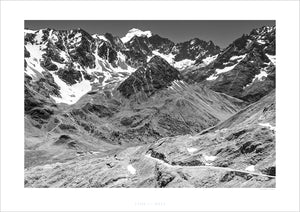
top-left (1, 0), bottom-right (300, 211)
top-left (24, 20), bottom-right (276, 188)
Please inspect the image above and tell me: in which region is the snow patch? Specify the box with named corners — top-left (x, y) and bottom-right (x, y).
top-left (229, 54), bottom-right (247, 61)
top-left (127, 164), bottom-right (136, 175)
top-left (244, 67), bottom-right (269, 89)
top-left (24, 29), bottom-right (36, 34)
top-left (24, 44), bottom-right (47, 78)
top-left (59, 51), bottom-right (69, 62)
top-left (152, 51), bottom-right (197, 70)
top-left (173, 59), bottom-right (195, 70)
top-left (245, 165), bottom-right (255, 172)
top-left (207, 54), bottom-right (246, 81)
top-left (152, 50), bottom-right (175, 64)
top-left (187, 147), bottom-right (198, 153)
top-left (203, 155), bottom-right (217, 162)
top-left (147, 56), bottom-right (153, 62)
top-left (34, 30), bottom-right (44, 44)
top-left (257, 40), bottom-right (266, 44)
top-left (253, 70), bottom-right (268, 81)
top-left (202, 54), bottom-right (218, 65)
top-left (215, 64), bottom-right (238, 74)
top-left (50, 73), bottom-right (92, 105)
top-left (266, 54), bottom-right (276, 65)
top-left (190, 39), bottom-right (197, 45)
top-left (206, 74), bottom-right (218, 81)
top-left (259, 123), bottom-right (275, 131)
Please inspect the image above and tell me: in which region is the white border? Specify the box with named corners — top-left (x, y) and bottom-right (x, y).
top-left (1, 1), bottom-right (299, 211)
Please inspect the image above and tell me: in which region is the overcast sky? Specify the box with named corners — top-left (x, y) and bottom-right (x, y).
top-left (25, 20), bottom-right (275, 48)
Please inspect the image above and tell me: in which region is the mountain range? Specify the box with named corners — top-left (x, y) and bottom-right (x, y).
top-left (24, 25), bottom-right (276, 188)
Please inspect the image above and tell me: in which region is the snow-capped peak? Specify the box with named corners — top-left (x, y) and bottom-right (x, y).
top-left (121, 28), bottom-right (152, 43)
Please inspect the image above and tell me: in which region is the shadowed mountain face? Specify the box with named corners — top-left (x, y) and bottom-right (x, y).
top-left (24, 24), bottom-right (276, 188)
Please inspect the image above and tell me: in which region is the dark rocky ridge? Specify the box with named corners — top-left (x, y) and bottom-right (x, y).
top-left (117, 56), bottom-right (181, 98)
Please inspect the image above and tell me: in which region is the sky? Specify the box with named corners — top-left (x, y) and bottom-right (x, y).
top-left (25, 20), bottom-right (275, 49)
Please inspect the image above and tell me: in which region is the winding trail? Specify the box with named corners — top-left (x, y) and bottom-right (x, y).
top-left (145, 154), bottom-right (275, 179)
